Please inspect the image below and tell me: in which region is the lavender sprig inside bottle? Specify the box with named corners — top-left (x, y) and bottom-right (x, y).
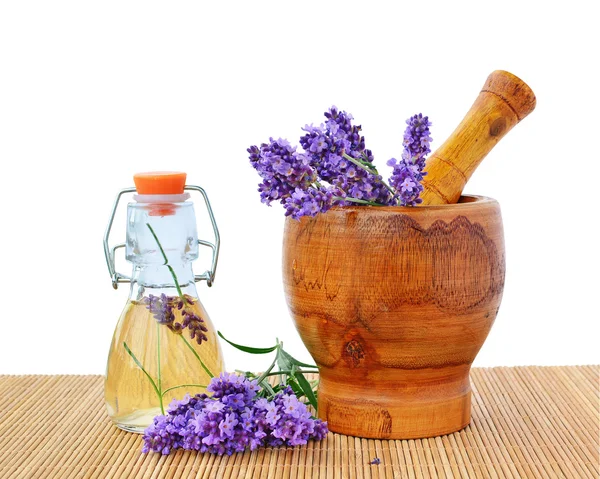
top-left (142, 293), bottom-right (208, 345)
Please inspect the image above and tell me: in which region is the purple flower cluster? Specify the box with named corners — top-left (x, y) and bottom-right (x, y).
top-left (142, 372), bottom-right (328, 455)
top-left (283, 186), bottom-right (338, 221)
top-left (248, 138), bottom-right (338, 219)
top-left (248, 108), bottom-right (432, 216)
top-left (143, 294), bottom-right (208, 345)
top-left (388, 114), bottom-right (432, 206)
top-left (248, 138), bottom-right (316, 206)
top-left (300, 107), bottom-right (394, 205)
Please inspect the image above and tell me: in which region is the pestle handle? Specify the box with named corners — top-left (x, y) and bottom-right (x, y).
top-left (420, 70), bottom-right (536, 205)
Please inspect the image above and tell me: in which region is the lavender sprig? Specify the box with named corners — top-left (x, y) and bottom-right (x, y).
top-left (248, 138), bottom-right (317, 206)
top-left (388, 114), bottom-right (432, 206)
top-left (142, 293), bottom-right (209, 345)
top-left (248, 139), bottom-right (341, 219)
top-left (144, 224), bottom-right (214, 379)
top-left (145, 224), bottom-right (210, 347)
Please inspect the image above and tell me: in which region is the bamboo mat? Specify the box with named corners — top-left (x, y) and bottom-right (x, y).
top-left (0, 367), bottom-right (598, 479)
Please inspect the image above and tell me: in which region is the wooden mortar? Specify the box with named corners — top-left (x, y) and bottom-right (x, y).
top-left (421, 70), bottom-right (536, 205)
top-left (283, 196), bottom-right (504, 438)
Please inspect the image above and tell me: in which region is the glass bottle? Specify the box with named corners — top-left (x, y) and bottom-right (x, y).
top-left (104, 172), bottom-right (225, 433)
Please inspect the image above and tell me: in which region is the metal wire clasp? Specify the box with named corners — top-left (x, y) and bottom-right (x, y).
top-left (103, 185), bottom-right (220, 290)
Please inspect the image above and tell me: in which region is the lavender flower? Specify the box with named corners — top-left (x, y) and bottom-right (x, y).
top-left (143, 294), bottom-right (208, 345)
top-left (402, 113), bottom-right (432, 178)
top-left (388, 114), bottom-right (432, 206)
top-left (387, 157), bottom-right (422, 206)
top-left (300, 107), bottom-right (394, 206)
top-left (248, 138), bottom-right (316, 205)
top-left (283, 186), bottom-right (338, 220)
top-left (180, 297), bottom-right (209, 345)
top-left (142, 373), bottom-right (328, 455)
top-left (143, 294), bottom-right (180, 332)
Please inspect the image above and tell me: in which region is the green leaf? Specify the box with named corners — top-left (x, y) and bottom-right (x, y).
top-left (276, 348), bottom-right (293, 370)
top-left (256, 357), bottom-right (277, 384)
top-left (279, 348), bottom-right (317, 369)
top-left (287, 377), bottom-right (305, 399)
top-left (287, 364), bottom-right (298, 389)
top-left (271, 383), bottom-right (284, 394)
top-left (218, 331), bottom-right (278, 354)
top-left (262, 381), bottom-right (275, 397)
top-left (294, 371), bottom-right (318, 410)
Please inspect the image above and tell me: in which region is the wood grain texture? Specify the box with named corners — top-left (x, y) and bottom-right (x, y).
top-left (1, 367), bottom-right (598, 478)
top-left (283, 195), bottom-right (505, 439)
top-left (421, 70), bottom-right (536, 205)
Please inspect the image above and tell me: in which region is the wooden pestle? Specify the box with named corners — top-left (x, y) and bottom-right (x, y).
top-left (420, 70), bottom-right (536, 205)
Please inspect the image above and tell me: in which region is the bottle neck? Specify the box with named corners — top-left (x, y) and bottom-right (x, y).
top-left (125, 200), bottom-right (200, 302)
top-left (129, 262), bottom-right (198, 301)
top-left (126, 200), bottom-right (199, 267)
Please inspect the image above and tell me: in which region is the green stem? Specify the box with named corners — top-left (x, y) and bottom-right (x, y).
top-left (123, 342), bottom-right (163, 413)
top-left (256, 356), bottom-right (278, 385)
top-left (342, 153), bottom-right (397, 199)
top-left (180, 335), bottom-right (214, 378)
top-left (334, 196), bottom-right (382, 206)
top-left (167, 265), bottom-right (185, 298)
top-left (383, 182), bottom-right (398, 200)
top-left (261, 381), bottom-right (275, 397)
top-left (343, 153), bottom-right (377, 174)
top-left (146, 223), bottom-right (186, 300)
top-left (156, 323), bottom-right (164, 414)
top-left (146, 223), bottom-right (169, 265)
top-left (162, 384), bottom-right (208, 397)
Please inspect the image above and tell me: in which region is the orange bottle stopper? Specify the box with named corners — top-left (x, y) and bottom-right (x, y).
top-left (133, 171), bottom-right (187, 216)
top-left (133, 171), bottom-right (187, 195)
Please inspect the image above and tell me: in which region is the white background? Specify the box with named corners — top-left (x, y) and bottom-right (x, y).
top-left (1, 1), bottom-right (598, 375)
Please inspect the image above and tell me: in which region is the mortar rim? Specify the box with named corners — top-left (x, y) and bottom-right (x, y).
top-left (325, 194), bottom-right (497, 214)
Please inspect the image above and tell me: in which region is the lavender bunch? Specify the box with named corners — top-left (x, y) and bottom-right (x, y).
top-left (248, 107), bottom-right (433, 218)
top-left (142, 373), bottom-right (328, 455)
